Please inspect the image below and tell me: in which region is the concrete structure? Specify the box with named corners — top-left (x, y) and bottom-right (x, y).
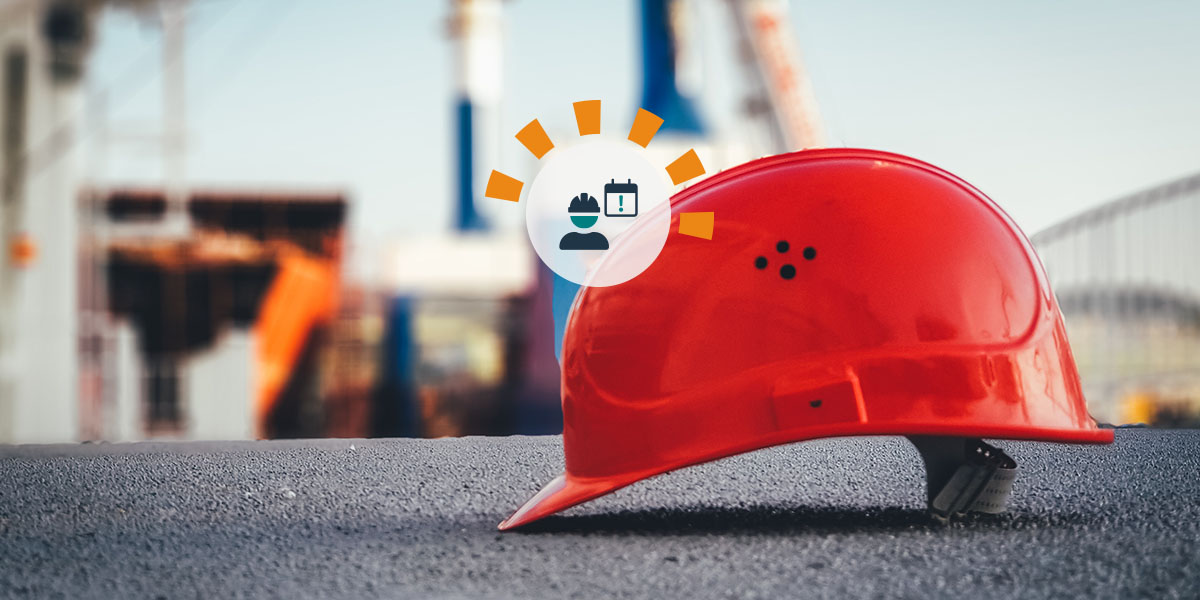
top-left (0, 0), bottom-right (92, 443)
top-left (1032, 172), bottom-right (1200, 425)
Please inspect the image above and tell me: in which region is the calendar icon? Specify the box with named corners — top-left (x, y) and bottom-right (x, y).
top-left (604, 179), bottom-right (638, 217)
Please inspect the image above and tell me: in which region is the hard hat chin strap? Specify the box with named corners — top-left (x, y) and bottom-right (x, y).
top-left (907, 436), bottom-right (1017, 521)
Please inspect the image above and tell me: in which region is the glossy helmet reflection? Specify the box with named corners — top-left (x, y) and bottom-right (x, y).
top-left (500, 149), bottom-right (1113, 530)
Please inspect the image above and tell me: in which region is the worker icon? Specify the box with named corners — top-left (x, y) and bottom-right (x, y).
top-left (525, 138), bottom-right (671, 286)
top-left (559, 193), bottom-right (609, 251)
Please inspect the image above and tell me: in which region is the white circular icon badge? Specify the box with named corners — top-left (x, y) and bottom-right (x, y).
top-left (525, 138), bottom-right (671, 287)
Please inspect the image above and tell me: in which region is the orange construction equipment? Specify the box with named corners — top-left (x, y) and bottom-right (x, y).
top-left (254, 251), bottom-right (339, 432)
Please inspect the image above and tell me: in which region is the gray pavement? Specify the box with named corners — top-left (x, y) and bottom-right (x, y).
top-left (0, 430), bottom-right (1197, 599)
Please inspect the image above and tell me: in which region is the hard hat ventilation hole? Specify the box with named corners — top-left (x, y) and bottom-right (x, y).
top-left (780, 264), bottom-right (796, 279)
top-left (776, 240), bottom-right (790, 253)
top-left (803, 246), bottom-right (817, 260)
top-left (755, 256), bottom-right (768, 269)
top-left (809, 399), bottom-right (822, 408)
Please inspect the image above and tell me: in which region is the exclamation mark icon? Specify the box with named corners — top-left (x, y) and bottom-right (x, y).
top-left (619, 195), bottom-right (624, 212)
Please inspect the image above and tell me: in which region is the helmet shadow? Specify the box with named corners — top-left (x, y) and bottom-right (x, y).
top-left (512, 503), bottom-right (1088, 536)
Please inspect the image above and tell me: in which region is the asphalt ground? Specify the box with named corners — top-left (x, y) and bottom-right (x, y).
top-left (0, 430), bottom-right (1197, 599)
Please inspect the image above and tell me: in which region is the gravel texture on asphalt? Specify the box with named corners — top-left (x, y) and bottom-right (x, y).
top-left (0, 430), bottom-right (1196, 599)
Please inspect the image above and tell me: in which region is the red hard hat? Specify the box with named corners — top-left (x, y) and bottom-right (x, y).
top-left (500, 148), bottom-right (1113, 530)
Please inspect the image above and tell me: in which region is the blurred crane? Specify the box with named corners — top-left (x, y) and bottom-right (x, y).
top-left (727, 0), bottom-right (825, 152)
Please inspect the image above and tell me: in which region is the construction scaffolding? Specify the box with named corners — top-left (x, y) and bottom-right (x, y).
top-left (1032, 172), bottom-right (1200, 426)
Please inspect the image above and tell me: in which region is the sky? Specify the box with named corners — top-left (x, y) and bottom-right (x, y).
top-left (84, 0), bottom-right (1200, 277)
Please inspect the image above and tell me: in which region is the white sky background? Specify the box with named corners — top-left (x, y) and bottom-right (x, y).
top-left (85, 0), bottom-right (1200, 278)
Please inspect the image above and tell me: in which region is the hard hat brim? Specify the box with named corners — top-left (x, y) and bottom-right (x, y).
top-left (498, 472), bottom-right (641, 531)
top-left (499, 423), bottom-right (1113, 530)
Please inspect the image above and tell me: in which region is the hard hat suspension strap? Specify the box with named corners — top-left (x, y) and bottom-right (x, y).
top-left (907, 436), bottom-right (1017, 521)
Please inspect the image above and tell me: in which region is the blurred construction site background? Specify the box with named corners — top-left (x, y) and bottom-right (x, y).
top-left (1, 0), bottom-right (1198, 443)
